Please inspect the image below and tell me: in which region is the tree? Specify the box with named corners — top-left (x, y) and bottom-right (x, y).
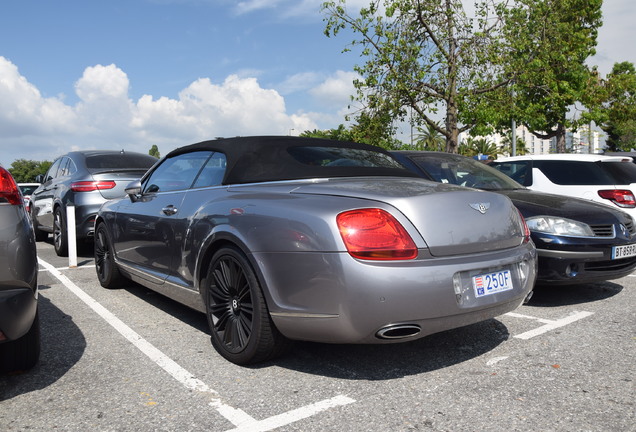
top-left (500, 131), bottom-right (528, 156)
top-left (597, 62), bottom-right (636, 151)
top-left (414, 122), bottom-right (445, 151)
top-left (149, 145), bottom-right (161, 158)
top-left (8, 159), bottom-right (52, 183)
top-left (497, 0), bottom-right (603, 152)
top-left (459, 137), bottom-right (500, 159)
top-left (322, 0), bottom-right (513, 153)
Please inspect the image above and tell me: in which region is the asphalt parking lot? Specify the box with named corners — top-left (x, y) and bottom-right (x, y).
top-left (1, 239), bottom-right (634, 432)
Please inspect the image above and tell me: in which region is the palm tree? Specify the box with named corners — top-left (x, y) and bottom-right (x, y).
top-left (414, 123), bottom-right (445, 151)
top-left (461, 137), bottom-right (500, 159)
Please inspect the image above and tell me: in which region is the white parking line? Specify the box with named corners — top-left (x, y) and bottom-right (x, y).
top-left (38, 257), bottom-right (355, 431)
top-left (506, 311), bottom-right (595, 340)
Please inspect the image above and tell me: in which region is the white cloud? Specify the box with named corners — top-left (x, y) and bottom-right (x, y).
top-left (277, 72), bottom-right (324, 95)
top-left (0, 57), bottom-right (318, 165)
top-left (309, 70), bottom-right (359, 109)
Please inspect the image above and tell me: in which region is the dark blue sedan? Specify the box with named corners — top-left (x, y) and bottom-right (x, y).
top-left (392, 151), bottom-right (636, 285)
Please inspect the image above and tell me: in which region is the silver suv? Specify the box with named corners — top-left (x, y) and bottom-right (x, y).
top-left (0, 165), bottom-right (39, 373)
top-left (31, 150), bottom-right (157, 256)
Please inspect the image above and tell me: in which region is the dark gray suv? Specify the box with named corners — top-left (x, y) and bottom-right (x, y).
top-left (0, 165), bottom-right (39, 373)
top-left (31, 150), bottom-right (157, 256)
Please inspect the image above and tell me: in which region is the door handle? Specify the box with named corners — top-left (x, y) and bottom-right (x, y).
top-left (162, 205), bottom-right (178, 216)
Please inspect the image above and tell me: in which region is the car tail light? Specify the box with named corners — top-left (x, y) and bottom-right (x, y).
top-left (0, 166), bottom-right (22, 205)
top-left (598, 189), bottom-right (636, 208)
top-left (518, 209), bottom-right (531, 243)
top-left (71, 181), bottom-right (116, 192)
top-left (337, 208), bottom-right (417, 260)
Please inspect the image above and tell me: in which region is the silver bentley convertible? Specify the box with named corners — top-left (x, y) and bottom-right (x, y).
top-left (94, 136), bottom-right (537, 365)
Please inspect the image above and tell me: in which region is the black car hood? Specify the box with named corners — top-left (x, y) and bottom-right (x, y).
top-left (498, 189), bottom-right (630, 224)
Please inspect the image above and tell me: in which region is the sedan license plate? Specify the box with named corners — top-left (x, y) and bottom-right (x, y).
top-left (473, 270), bottom-right (513, 298)
top-left (612, 243), bottom-right (636, 260)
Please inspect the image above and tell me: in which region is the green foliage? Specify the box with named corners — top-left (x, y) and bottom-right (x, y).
top-left (413, 123), bottom-right (445, 151)
top-left (8, 159), bottom-right (52, 183)
top-left (322, 0), bottom-right (512, 153)
top-left (149, 145), bottom-right (161, 158)
top-left (598, 62), bottom-right (636, 151)
top-left (497, 0), bottom-right (603, 151)
top-left (459, 137), bottom-right (501, 159)
top-left (499, 131), bottom-right (528, 156)
top-left (301, 117), bottom-right (404, 150)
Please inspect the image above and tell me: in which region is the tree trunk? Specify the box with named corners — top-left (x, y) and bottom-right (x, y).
top-left (445, 100), bottom-right (459, 153)
top-left (555, 123), bottom-right (566, 153)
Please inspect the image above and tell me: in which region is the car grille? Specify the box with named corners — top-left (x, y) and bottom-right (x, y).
top-left (589, 220), bottom-right (636, 238)
top-left (590, 224), bottom-right (615, 237)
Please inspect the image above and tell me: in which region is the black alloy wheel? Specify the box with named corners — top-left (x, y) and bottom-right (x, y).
top-left (53, 207), bottom-right (68, 257)
top-left (94, 223), bottom-right (124, 289)
top-left (205, 247), bottom-right (289, 365)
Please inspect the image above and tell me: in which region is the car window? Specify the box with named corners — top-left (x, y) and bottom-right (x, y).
top-left (18, 185), bottom-right (39, 195)
top-left (599, 162), bottom-right (636, 184)
top-left (534, 161), bottom-right (614, 185)
top-left (287, 146), bottom-right (404, 169)
top-left (490, 161), bottom-right (531, 185)
top-left (192, 152), bottom-right (227, 188)
top-left (44, 159), bottom-right (62, 182)
top-left (409, 155), bottom-right (522, 190)
top-left (143, 151), bottom-right (212, 193)
top-left (58, 158), bottom-right (71, 177)
top-left (86, 153), bottom-right (157, 170)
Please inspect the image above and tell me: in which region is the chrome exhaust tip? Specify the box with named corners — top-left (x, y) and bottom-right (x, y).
top-left (376, 324), bottom-right (421, 340)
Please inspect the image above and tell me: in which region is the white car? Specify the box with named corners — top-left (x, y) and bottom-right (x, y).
top-left (491, 154), bottom-right (636, 220)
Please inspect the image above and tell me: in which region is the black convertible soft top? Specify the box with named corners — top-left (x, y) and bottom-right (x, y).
top-left (164, 136), bottom-right (419, 185)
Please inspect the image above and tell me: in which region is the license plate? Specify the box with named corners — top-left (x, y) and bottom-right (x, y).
top-left (473, 270), bottom-right (513, 298)
top-left (612, 243), bottom-right (636, 259)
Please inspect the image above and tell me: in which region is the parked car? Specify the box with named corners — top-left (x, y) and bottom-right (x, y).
top-left (18, 182), bottom-right (40, 213)
top-left (391, 151), bottom-right (636, 285)
top-left (31, 150), bottom-right (158, 256)
top-left (94, 136), bottom-right (537, 365)
top-left (0, 165), bottom-right (39, 373)
top-left (490, 154), bottom-right (636, 219)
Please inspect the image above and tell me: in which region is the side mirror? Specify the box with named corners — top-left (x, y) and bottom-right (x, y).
top-left (125, 180), bottom-right (142, 202)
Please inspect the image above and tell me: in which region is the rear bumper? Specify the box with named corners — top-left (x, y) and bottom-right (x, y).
top-left (257, 243), bottom-right (536, 344)
top-left (0, 287), bottom-right (38, 341)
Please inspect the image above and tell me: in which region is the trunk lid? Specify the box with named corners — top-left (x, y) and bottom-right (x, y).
top-left (290, 177), bottom-right (525, 257)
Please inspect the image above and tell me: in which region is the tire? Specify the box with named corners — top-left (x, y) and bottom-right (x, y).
top-left (204, 246), bottom-right (290, 365)
top-left (53, 207), bottom-right (68, 257)
top-left (94, 223), bottom-right (124, 289)
top-left (0, 309), bottom-right (41, 374)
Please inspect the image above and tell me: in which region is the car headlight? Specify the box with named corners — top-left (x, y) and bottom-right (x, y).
top-left (526, 216), bottom-right (594, 237)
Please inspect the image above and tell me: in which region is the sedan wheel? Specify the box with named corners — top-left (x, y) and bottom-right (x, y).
top-left (94, 223), bottom-right (124, 289)
top-left (53, 207), bottom-right (68, 257)
top-left (205, 247), bottom-right (289, 365)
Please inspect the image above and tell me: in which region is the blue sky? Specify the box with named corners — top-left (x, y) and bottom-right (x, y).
top-left (0, 0), bottom-right (634, 166)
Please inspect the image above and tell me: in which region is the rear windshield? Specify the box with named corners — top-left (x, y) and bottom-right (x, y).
top-left (533, 161), bottom-right (622, 185)
top-left (287, 146), bottom-right (404, 169)
top-left (599, 161), bottom-right (636, 184)
top-left (86, 154), bottom-right (157, 170)
top-left (410, 155), bottom-right (522, 190)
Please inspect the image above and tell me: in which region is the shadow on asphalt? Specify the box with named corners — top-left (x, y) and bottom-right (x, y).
top-left (528, 280), bottom-right (623, 307)
top-left (112, 280), bottom-right (511, 381)
top-left (0, 290), bottom-right (86, 401)
top-left (273, 319), bottom-right (509, 380)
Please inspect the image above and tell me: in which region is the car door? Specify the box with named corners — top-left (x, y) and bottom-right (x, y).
top-left (31, 157), bottom-right (65, 230)
top-left (112, 151), bottom-right (213, 284)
